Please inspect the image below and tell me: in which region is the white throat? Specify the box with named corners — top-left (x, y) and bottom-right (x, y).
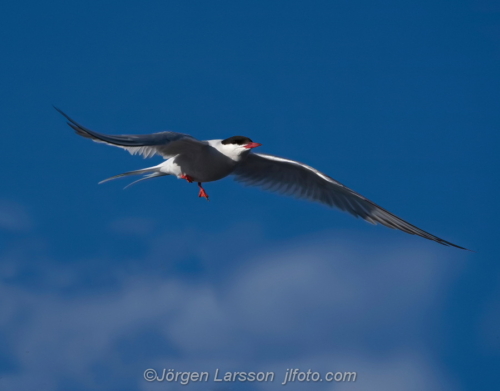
top-left (209, 140), bottom-right (250, 162)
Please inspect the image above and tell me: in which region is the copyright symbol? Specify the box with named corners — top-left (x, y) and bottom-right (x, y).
top-left (144, 369), bottom-right (157, 381)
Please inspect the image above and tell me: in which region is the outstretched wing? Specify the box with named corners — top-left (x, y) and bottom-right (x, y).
top-left (55, 107), bottom-right (207, 158)
top-left (233, 153), bottom-right (468, 250)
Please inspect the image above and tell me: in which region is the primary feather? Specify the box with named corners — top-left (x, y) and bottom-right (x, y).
top-left (233, 153), bottom-right (469, 250)
top-left (54, 107), bottom-right (206, 159)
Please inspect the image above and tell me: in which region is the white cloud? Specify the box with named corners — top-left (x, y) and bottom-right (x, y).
top-left (479, 275), bottom-right (500, 353)
top-left (0, 230), bottom-right (465, 391)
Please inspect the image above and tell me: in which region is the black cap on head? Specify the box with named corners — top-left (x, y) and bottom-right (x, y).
top-left (221, 136), bottom-right (253, 145)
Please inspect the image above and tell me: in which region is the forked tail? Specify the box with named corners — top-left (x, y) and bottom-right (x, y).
top-left (99, 163), bottom-right (169, 188)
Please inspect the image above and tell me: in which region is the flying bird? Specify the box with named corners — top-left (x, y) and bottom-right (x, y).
top-left (56, 108), bottom-right (468, 250)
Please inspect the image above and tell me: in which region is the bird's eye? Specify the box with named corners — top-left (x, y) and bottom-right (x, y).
top-left (221, 136), bottom-right (252, 145)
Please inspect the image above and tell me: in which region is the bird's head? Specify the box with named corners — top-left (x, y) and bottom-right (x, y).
top-left (218, 136), bottom-right (262, 160)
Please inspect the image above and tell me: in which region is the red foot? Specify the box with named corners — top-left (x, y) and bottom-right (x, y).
top-left (180, 174), bottom-right (194, 183)
top-left (197, 182), bottom-right (210, 200)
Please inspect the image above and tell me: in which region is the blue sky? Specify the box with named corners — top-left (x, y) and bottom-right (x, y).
top-left (0, 1), bottom-right (498, 390)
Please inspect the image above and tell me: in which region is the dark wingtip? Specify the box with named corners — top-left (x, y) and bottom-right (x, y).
top-left (53, 105), bottom-right (64, 115)
top-left (54, 107), bottom-right (95, 139)
top-left (53, 106), bottom-right (74, 122)
top-left (441, 240), bottom-right (473, 252)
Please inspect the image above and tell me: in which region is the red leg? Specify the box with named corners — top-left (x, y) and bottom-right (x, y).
top-left (180, 174), bottom-right (194, 183)
top-left (197, 182), bottom-right (210, 200)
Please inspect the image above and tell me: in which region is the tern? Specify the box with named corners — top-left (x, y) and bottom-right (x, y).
top-left (56, 108), bottom-right (468, 250)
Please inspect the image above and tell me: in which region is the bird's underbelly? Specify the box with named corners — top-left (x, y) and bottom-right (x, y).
top-left (172, 153), bottom-right (237, 182)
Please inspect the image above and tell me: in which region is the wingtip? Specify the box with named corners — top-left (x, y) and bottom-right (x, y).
top-left (443, 240), bottom-right (473, 252)
top-left (53, 106), bottom-right (74, 123)
top-left (53, 105), bottom-right (64, 115)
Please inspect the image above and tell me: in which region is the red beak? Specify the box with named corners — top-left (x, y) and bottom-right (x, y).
top-left (244, 142), bottom-right (262, 149)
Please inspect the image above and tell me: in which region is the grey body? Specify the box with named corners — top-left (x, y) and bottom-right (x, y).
top-left (55, 107), bottom-right (469, 250)
top-left (172, 143), bottom-right (239, 183)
